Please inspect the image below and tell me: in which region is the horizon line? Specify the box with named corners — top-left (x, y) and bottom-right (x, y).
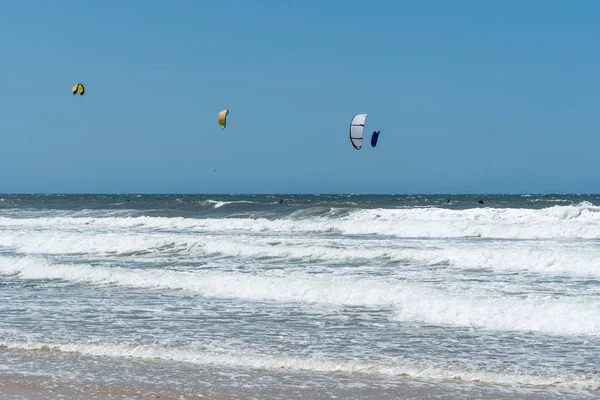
top-left (1, 192), bottom-right (598, 196)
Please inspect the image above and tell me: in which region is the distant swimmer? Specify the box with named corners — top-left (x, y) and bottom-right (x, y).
top-left (446, 199), bottom-right (451, 203)
top-left (478, 200), bottom-right (484, 204)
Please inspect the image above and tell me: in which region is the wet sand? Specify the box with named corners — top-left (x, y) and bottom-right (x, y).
top-left (1, 344), bottom-right (597, 400)
top-left (1, 370), bottom-right (596, 400)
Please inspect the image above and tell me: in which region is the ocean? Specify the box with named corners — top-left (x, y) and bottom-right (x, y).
top-left (0, 194), bottom-right (599, 399)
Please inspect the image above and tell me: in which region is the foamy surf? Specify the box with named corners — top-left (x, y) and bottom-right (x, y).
top-left (1, 194), bottom-right (599, 397)
top-left (1, 201), bottom-right (600, 239)
top-left (0, 340), bottom-right (598, 391)
top-left (1, 256), bottom-right (599, 336)
top-left (2, 229), bottom-right (600, 278)
top-left (199, 199), bottom-right (257, 208)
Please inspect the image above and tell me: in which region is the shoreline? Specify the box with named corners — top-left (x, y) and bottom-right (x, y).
top-left (1, 375), bottom-right (596, 400)
top-left (0, 356), bottom-right (596, 400)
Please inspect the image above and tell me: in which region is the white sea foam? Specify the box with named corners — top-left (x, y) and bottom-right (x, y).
top-left (1, 202), bottom-right (600, 239)
top-left (0, 339), bottom-right (597, 391)
top-left (1, 228), bottom-right (600, 278)
top-left (1, 257), bottom-right (599, 337)
top-left (2, 200), bottom-right (600, 395)
top-left (199, 200), bottom-right (256, 208)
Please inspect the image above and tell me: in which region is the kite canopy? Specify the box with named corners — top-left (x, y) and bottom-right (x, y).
top-left (72, 83), bottom-right (85, 96)
top-left (349, 114), bottom-right (367, 150)
top-left (371, 130), bottom-right (380, 147)
top-left (218, 109), bottom-right (229, 130)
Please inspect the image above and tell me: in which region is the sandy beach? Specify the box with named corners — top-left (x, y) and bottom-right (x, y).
top-left (1, 346), bottom-right (596, 400)
top-left (1, 374), bottom-right (595, 400)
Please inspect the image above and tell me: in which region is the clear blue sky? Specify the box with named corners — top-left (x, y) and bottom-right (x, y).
top-left (1, 1), bottom-right (599, 194)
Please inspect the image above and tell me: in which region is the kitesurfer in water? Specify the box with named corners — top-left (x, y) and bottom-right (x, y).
top-left (279, 198), bottom-right (283, 204)
top-left (478, 200), bottom-right (484, 204)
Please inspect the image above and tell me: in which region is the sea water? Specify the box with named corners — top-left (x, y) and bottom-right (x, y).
top-left (0, 194), bottom-right (599, 399)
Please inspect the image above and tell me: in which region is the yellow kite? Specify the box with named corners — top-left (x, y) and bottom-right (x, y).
top-left (218, 109), bottom-right (229, 130)
top-left (72, 83), bottom-right (85, 96)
